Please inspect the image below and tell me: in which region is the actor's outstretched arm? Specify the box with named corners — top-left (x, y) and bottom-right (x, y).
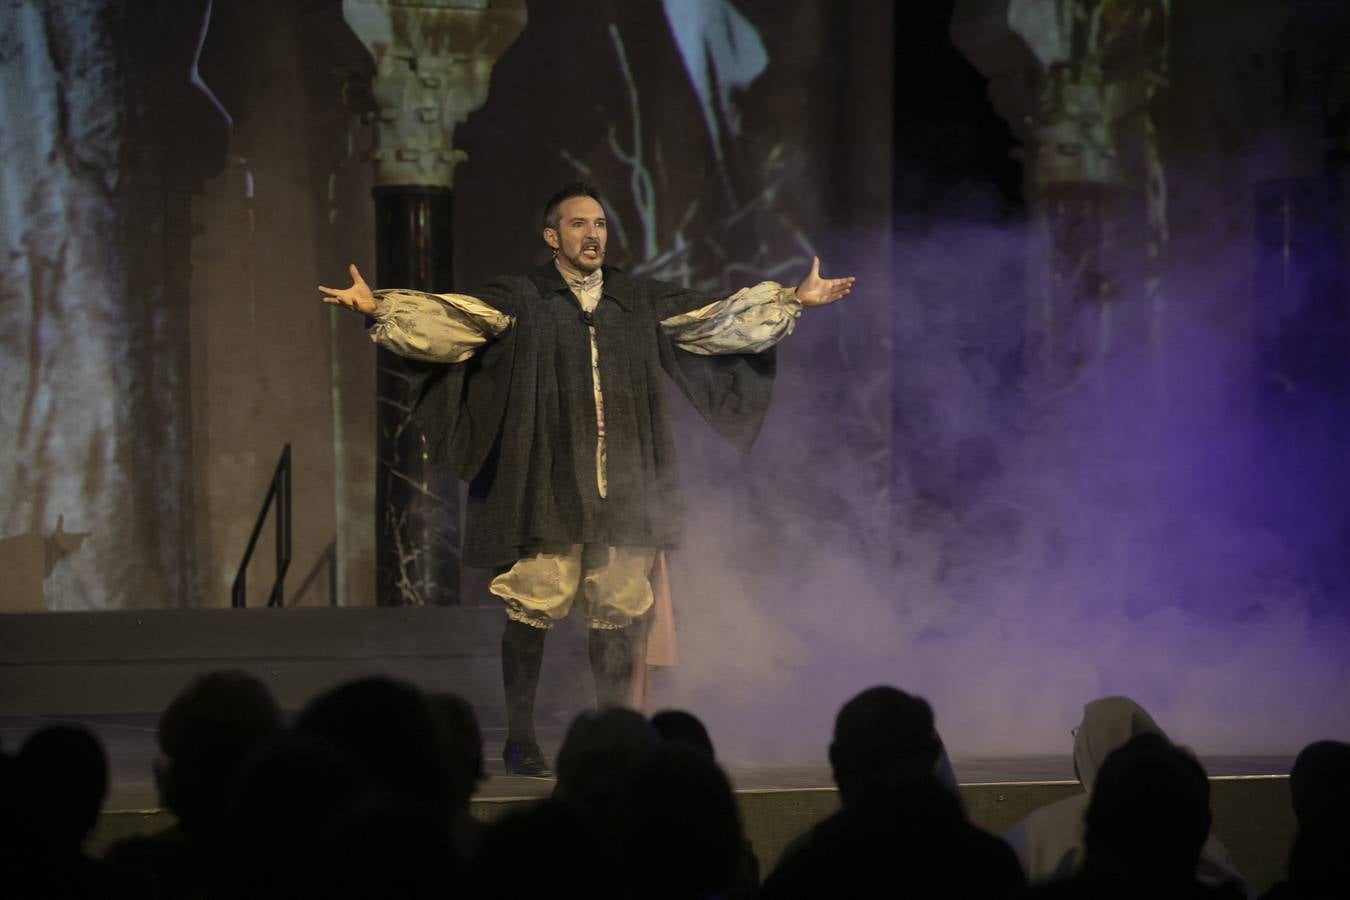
top-left (319, 263), bottom-right (513, 364)
top-left (660, 256), bottom-right (855, 355)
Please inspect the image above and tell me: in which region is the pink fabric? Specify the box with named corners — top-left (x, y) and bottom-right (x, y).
top-left (629, 551), bottom-right (678, 709)
top-left (645, 551), bottom-right (678, 665)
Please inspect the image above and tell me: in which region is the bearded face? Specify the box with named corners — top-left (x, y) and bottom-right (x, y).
top-left (545, 195), bottom-right (607, 275)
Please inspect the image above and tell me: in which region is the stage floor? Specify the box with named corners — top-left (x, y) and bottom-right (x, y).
top-left (0, 713), bottom-right (1294, 808)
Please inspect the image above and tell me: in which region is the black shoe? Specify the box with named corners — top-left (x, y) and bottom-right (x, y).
top-left (502, 737), bottom-right (552, 777)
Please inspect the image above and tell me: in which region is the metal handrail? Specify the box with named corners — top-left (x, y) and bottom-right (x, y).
top-left (231, 444), bottom-right (292, 608)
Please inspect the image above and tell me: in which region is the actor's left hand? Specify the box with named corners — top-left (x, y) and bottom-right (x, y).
top-left (795, 256), bottom-right (855, 307)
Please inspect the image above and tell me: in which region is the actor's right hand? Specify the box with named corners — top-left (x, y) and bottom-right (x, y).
top-left (318, 264), bottom-right (378, 315)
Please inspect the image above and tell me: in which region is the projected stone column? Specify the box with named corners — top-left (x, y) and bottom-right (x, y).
top-left (953, 0), bottom-right (1170, 385)
top-left (342, 0), bottom-right (526, 606)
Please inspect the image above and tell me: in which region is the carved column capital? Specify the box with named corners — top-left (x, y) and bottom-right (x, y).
top-left (954, 0), bottom-right (1170, 191)
top-left (952, 1), bottom-right (1174, 381)
top-left (341, 0), bottom-right (526, 188)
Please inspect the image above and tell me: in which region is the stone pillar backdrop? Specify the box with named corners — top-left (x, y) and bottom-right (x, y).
top-left (949, 0), bottom-right (1350, 618)
top-left (341, 0), bottom-right (526, 607)
top-left (954, 0), bottom-right (1172, 389)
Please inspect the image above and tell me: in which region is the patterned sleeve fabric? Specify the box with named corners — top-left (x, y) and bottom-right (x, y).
top-left (366, 289), bottom-right (514, 363)
top-left (659, 281), bottom-right (802, 355)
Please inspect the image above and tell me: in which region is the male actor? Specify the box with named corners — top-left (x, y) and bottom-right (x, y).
top-left (320, 183), bottom-right (853, 774)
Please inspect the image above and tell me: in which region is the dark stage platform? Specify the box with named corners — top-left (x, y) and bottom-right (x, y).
top-left (0, 607), bottom-right (1299, 890)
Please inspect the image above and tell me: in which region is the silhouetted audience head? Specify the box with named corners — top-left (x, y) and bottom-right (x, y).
top-left (6, 725), bottom-right (147, 898)
top-left (651, 708), bottom-right (715, 760)
top-left (291, 799), bottom-right (460, 900)
top-left (1004, 695), bottom-right (1249, 898)
top-left (295, 676), bottom-right (457, 815)
top-left (426, 691), bottom-right (491, 861)
top-left (1084, 732), bottom-right (1212, 886)
top-left (218, 733), bottom-right (375, 898)
top-left (13, 724), bottom-right (108, 856)
top-left (648, 710), bottom-right (763, 899)
top-left (761, 729), bottom-right (1023, 900)
top-left (428, 691), bottom-right (486, 811)
top-left (614, 742), bottom-right (745, 900)
top-left (155, 669), bottom-right (282, 834)
top-left (1277, 739), bottom-right (1350, 900)
top-left (554, 707), bottom-right (658, 820)
top-left (10, 674), bottom-right (1309, 900)
top-left (1072, 696), bottom-right (1166, 790)
top-left (470, 799), bottom-right (612, 896)
top-left (829, 685), bottom-right (940, 806)
top-left (1289, 739), bottom-right (1350, 829)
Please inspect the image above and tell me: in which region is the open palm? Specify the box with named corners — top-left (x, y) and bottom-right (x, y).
top-left (319, 264), bottom-right (377, 315)
top-left (796, 256), bottom-right (855, 307)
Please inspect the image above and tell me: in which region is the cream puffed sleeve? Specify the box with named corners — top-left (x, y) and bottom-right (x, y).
top-left (366, 289), bottom-right (514, 363)
top-left (659, 282), bottom-right (802, 356)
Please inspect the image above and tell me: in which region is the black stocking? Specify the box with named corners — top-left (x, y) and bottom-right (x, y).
top-left (501, 618), bottom-right (547, 743)
top-left (588, 624), bottom-right (637, 709)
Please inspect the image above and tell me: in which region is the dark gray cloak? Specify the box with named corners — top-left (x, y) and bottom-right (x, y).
top-left (404, 263), bottom-right (777, 568)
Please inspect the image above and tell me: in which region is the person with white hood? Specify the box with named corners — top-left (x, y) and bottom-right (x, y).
top-left (1003, 696), bottom-right (1249, 896)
